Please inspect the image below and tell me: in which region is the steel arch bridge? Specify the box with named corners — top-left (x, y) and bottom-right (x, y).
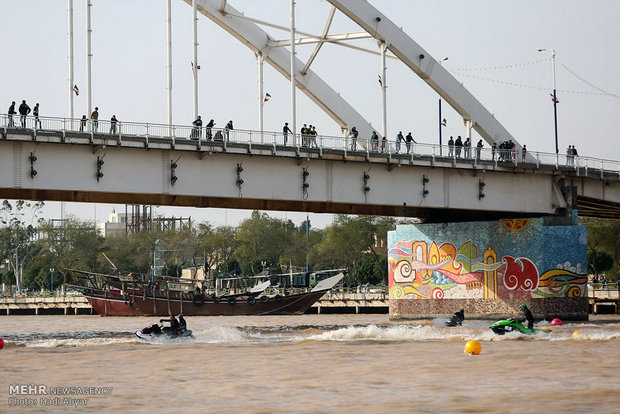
top-left (189, 0), bottom-right (519, 148)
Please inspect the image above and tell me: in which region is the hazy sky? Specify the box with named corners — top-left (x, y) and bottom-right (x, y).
top-left (1, 0), bottom-right (619, 227)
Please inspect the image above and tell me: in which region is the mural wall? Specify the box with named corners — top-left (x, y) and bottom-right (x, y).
top-left (388, 216), bottom-right (588, 301)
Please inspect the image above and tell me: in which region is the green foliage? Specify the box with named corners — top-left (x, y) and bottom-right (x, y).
top-left (581, 218), bottom-right (620, 279)
top-left (310, 215), bottom-right (395, 284)
top-left (587, 250), bottom-right (614, 276)
top-left (0, 202), bottom-right (398, 289)
top-left (0, 200), bottom-right (44, 290)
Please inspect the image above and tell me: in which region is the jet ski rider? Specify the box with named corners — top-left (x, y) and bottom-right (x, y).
top-left (453, 309), bottom-right (465, 324)
top-left (520, 304), bottom-right (534, 330)
top-left (178, 314), bottom-right (187, 332)
top-left (169, 314), bottom-right (180, 333)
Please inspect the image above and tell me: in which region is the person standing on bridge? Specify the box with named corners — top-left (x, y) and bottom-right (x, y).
top-left (18, 100), bottom-right (31, 128)
top-left (350, 126), bottom-right (358, 151)
top-left (33, 103), bottom-right (41, 129)
top-left (521, 145), bottom-right (527, 163)
top-left (370, 131), bottom-right (379, 152)
top-left (206, 119), bottom-right (215, 140)
top-left (191, 116), bottom-right (203, 139)
top-left (476, 139), bottom-right (483, 161)
top-left (405, 132), bottom-right (415, 154)
top-left (91, 107), bottom-right (99, 132)
top-left (464, 137), bottom-right (471, 158)
top-left (225, 120), bottom-right (233, 142)
top-left (7, 101), bottom-right (16, 127)
top-left (80, 115), bottom-right (87, 132)
top-left (455, 136), bottom-right (463, 158)
top-left (395, 131), bottom-right (404, 154)
top-left (109, 115), bottom-right (118, 135)
top-left (282, 122), bottom-right (292, 146)
top-left (310, 125), bottom-right (318, 148)
top-left (448, 136), bottom-right (454, 157)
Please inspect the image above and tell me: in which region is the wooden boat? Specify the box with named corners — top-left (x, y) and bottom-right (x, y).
top-left (76, 285), bottom-right (142, 316)
top-left (68, 268), bottom-right (344, 317)
top-left (129, 273), bottom-right (344, 316)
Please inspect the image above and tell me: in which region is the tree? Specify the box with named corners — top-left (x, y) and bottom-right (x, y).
top-left (587, 250), bottom-right (614, 277)
top-left (581, 218), bottom-right (620, 279)
top-left (310, 215), bottom-right (395, 284)
top-left (35, 216), bottom-right (104, 289)
top-left (0, 200), bottom-right (44, 290)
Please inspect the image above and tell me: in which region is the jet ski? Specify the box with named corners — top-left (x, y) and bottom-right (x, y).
top-left (490, 318), bottom-right (552, 335)
top-left (445, 309), bottom-right (465, 327)
top-left (135, 319), bottom-right (194, 342)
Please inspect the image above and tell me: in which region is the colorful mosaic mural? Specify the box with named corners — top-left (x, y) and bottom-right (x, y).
top-left (388, 217), bottom-right (587, 300)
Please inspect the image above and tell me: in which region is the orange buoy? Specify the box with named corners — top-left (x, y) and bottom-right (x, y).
top-left (572, 330), bottom-right (581, 337)
top-left (464, 340), bottom-right (481, 355)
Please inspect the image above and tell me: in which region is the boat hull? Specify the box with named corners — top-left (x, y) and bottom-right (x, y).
top-left (131, 290), bottom-right (329, 316)
top-left (85, 295), bottom-right (142, 316)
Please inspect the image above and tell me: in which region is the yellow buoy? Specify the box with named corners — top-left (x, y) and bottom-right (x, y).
top-left (541, 326), bottom-right (550, 330)
top-left (572, 330), bottom-right (581, 337)
top-left (464, 340), bottom-right (481, 355)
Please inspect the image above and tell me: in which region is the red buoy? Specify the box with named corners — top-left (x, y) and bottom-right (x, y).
top-left (0, 337), bottom-right (4, 350)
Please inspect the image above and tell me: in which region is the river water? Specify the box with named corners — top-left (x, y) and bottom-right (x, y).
top-left (1, 314), bottom-right (619, 413)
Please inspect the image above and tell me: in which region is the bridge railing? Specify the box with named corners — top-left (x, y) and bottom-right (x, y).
top-left (2, 114), bottom-right (619, 176)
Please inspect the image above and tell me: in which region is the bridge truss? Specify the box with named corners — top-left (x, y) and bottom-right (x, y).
top-left (190, 0), bottom-right (520, 149)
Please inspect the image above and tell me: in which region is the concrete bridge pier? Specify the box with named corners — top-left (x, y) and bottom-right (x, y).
top-left (388, 212), bottom-right (590, 320)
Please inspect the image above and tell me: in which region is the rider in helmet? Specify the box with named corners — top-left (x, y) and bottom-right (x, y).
top-left (454, 309), bottom-right (465, 324)
top-left (520, 304), bottom-right (534, 330)
top-left (178, 313), bottom-right (187, 331)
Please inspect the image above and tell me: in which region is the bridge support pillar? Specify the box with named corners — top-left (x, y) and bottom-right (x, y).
top-left (355, 305), bottom-right (359, 314)
top-left (388, 212), bottom-right (589, 320)
top-left (64, 307), bottom-right (68, 315)
top-left (74, 307), bottom-right (78, 315)
top-left (6, 308), bottom-right (9, 315)
top-left (35, 307), bottom-right (39, 315)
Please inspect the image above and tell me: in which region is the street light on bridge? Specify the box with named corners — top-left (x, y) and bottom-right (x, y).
top-left (438, 57), bottom-right (448, 155)
top-left (537, 48), bottom-right (559, 154)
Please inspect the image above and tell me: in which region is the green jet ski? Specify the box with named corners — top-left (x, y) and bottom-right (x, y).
top-left (490, 318), bottom-right (552, 335)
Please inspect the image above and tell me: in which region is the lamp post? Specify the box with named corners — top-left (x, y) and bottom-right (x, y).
top-left (537, 48), bottom-right (559, 154)
top-left (50, 268), bottom-right (54, 294)
top-left (438, 57), bottom-right (448, 155)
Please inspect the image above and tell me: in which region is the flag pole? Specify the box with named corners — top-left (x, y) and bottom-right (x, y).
top-left (167, 0), bottom-right (173, 136)
top-left (68, 0), bottom-right (74, 125)
top-left (290, 0), bottom-right (297, 146)
top-left (192, 0), bottom-right (198, 119)
top-left (380, 41), bottom-right (387, 140)
top-left (438, 98), bottom-right (442, 156)
top-left (86, 0), bottom-right (92, 121)
top-left (257, 51), bottom-right (264, 140)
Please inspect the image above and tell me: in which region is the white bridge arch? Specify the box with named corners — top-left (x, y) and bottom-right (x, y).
top-left (189, 0), bottom-right (518, 149)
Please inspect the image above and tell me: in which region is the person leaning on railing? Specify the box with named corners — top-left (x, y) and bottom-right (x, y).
top-left (191, 116), bottom-right (203, 139)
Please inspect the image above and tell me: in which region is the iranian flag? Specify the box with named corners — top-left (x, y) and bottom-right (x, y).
top-left (264, 93), bottom-right (271, 102)
top-left (442, 118), bottom-right (447, 127)
top-left (73, 85), bottom-right (79, 96)
top-left (378, 75), bottom-right (383, 87)
top-left (550, 93), bottom-right (559, 103)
